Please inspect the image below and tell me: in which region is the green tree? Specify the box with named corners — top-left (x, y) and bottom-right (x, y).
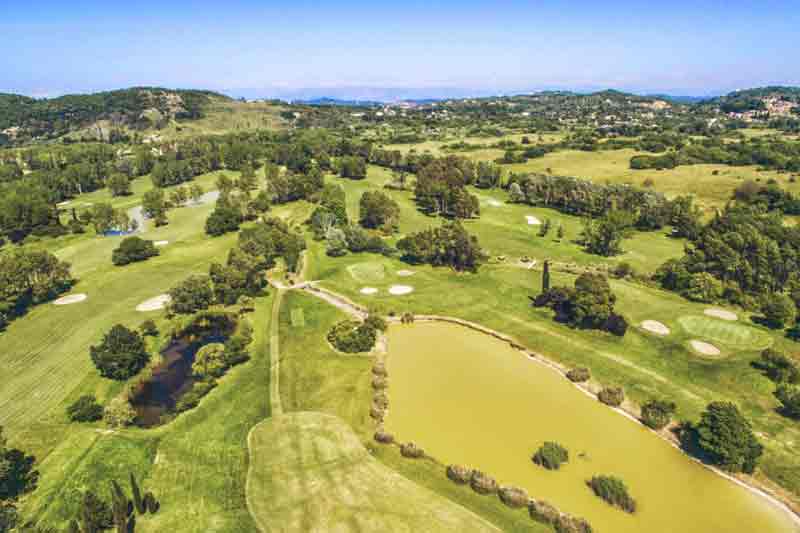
top-left (775, 385), bottom-right (800, 419)
top-left (696, 401), bottom-right (763, 474)
top-left (107, 173), bottom-right (131, 197)
top-left (112, 236), bottom-right (158, 266)
top-left (168, 275), bottom-right (214, 314)
top-left (103, 397), bottom-right (136, 428)
top-left (192, 343), bottom-right (227, 378)
top-left (90, 324), bottom-right (150, 380)
top-left (66, 395), bottom-right (104, 422)
top-left (580, 210), bottom-right (634, 256)
top-left (641, 399), bottom-right (676, 430)
top-left (359, 191), bottom-right (400, 233)
top-left (762, 293), bottom-right (796, 329)
top-left (542, 260), bottom-right (550, 292)
top-left (142, 188), bottom-right (167, 220)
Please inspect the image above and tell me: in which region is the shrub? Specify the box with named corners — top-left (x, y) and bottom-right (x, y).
top-left (372, 363), bottom-right (388, 377)
top-left (498, 486), bottom-right (529, 508)
top-left (555, 514), bottom-right (594, 533)
top-left (587, 475), bottom-right (637, 513)
top-left (140, 319), bottom-right (158, 337)
top-left (372, 376), bottom-right (388, 390)
top-left (374, 429), bottom-right (394, 444)
top-left (205, 203), bottom-right (242, 236)
top-left (67, 395), bottom-right (104, 422)
top-left (370, 404), bottom-right (386, 421)
top-left (327, 319), bottom-right (378, 353)
top-left (90, 324), bottom-right (150, 380)
top-left (373, 391), bottom-right (389, 408)
top-left (469, 470), bottom-right (498, 494)
top-left (528, 500), bottom-right (560, 525)
top-left (104, 397), bottom-right (136, 428)
top-left (641, 399), bottom-right (676, 430)
top-left (175, 378), bottom-right (217, 412)
top-left (754, 349), bottom-right (800, 384)
top-left (111, 236), bottom-right (158, 266)
top-left (604, 313), bottom-right (629, 336)
top-left (169, 275), bottom-right (214, 314)
top-left (761, 293), bottom-right (797, 329)
top-left (598, 386), bottom-right (624, 407)
top-left (566, 367), bottom-right (590, 382)
top-left (446, 465), bottom-right (472, 484)
top-left (532, 442), bottom-right (569, 470)
top-left (400, 442), bottom-right (424, 458)
top-left (775, 385), bottom-right (800, 419)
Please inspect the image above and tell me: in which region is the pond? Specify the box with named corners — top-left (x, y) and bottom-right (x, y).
top-left (130, 335), bottom-right (226, 427)
top-left (383, 322), bottom-right (799, 533)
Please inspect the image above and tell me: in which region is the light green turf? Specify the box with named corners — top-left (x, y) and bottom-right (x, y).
top-left (246, 411), bottom-right (499, 533)
top-left (290, 307), bottom-right (305, 327)
top-left (677, 315), bottom-right (773, 350)
top-left (347, 261), bottom-right (387, 283)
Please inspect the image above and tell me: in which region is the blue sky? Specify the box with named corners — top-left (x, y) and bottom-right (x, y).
top-left (1, 0), bottom-right (798, 97)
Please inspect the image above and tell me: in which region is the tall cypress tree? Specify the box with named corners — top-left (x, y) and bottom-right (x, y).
top-left (542, 260), bottom-right (550, 293)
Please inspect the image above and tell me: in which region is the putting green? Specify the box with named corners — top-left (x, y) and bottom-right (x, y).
top-left (677, 315), bottom-right (772, 350)
top-left (246, 411), bottom-right (497, 533)
top-left (347, 261), bottom-right (386, 283)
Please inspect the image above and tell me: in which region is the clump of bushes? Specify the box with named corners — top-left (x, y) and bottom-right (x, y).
top-left (112, 236), bottom-right (159, 266)
top-left (753, 348), bottom-right (799, 384)
top-left (67, 394), bottom-right (104, 422)
top-left (566, 367), bottom-right (590, 382)
top-left (370, 404), bottom-right (386, 422)
top-left (175, 378), bottom-right (217, 412)
top-left (554, 514), bottom-right (594, 533)
top-left (401, 312), bottom-right (415, 324)
top-left (498, 486), bottom-right (529, 508)
top-left (140, 319), bottom-right (159, 337)
top-left (469, 470), bottom-right (498, 494)
top-left (90, 324), bottom-right (150, 380)
top-left (641, 399), bottom-right (676, 430)
top-left (446, 464), bottom-right (472, 484)
top-left (372, 362), bottom-right (388, 377)
top-left (373, 391), bottom-right (389, 408)
top-left (372, 376), bottom-right (388, 390)
top-left (587, 475), bottom-right (637, 513)
top-left (532, 442), bottom-right (569, 470)
top-left (327, 313), bottom-right (386, 353)
top-left (374, 429), bottom-right (394, 444)
top-left (528, 499), bottom-right (560, 525)
top-left (598, 386), bottom-right (625, 407)
top-left (400, 442), bottom-right (424, 458)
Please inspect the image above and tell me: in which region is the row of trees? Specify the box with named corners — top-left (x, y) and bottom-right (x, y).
top-left (0, 249), bottom-right (73, 329)
top-left (397, 221), bottom-right (485, 272)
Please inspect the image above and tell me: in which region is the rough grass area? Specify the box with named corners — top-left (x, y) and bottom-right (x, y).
top-left (678, 315), bottom-right (772, 350)
top-left (246, 411), bottom-right (498, 532)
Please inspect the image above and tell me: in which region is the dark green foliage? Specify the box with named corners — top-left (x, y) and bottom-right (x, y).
top-left (542, 260), bottom-right (550, 292)
top-left (0, 181), bottom-right (64, 242)
top-left (175, 378), bottom-right (218, 413)
top-left (77, 490), bottom-right (114, 533)
top-left (67, 395), bottom-right (104, 422)
top-left (580, 210), bottom-right (635, 256)
top-left (90, 325), bottom-right (150, 380)
top-left (753, 348), bottom-right (800, 384)
top-left (168, 275), bottom-right (214, 314)
top-left (205, 199), bottom-right (242, 236)
top-left (0, 426), bottom-right (39, 502)
top-left (130, 473), bottom-right (144, 515)
top-left (238, 217), bottom-right (306, 273)
top-left (641, 399), bottom-right (676, 430)
top-left (139, 320), bottom-right (158, 337)
top-left (338, 156), bottom-right (367, 179)
top-left (0, 248), bottom-right (72, 330)
top-left (761, 293), bottom-right (796, 329)
top-left (359, 191), bottom-right (400, 233)
top-left (598, 387), bottom-right (625, 407)
top-left (397, 221), bottom-right (485, 272)
top-left (532, 442), bottom-right (569, 470)
top-left (695, 401), bottom-right (763, 474)
top-left (141, 189), bottom-right (167, 220)
top-left (414, 155), bottom-right (480, 218)
top-left (587, 475), bottom-right (636, 513)
top-left (110, 480), bottom-right (134, 533)
top-left (112, 237), bottom-right (158, 266)
top-left (775, 385), bottom-right (800, 419)
top-left (534, 273), bottom-right (627, 336)
top-left (327, 314), bottom-right (385, 353)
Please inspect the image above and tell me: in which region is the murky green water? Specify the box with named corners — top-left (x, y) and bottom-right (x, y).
top-left (384, 322), bottom-right (799, 533)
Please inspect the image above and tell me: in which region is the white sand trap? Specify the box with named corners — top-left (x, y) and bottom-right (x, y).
top-left (704, 308), bottom-right (738, 321)
top-left (154, 240), bottom-right (169, 247)
top-left (396, 270), bottom-right (416, 277)
top-left (136, 294), bottom-right (171, 312)
top-left (525, 215), bottom-right (542, 225)
top-left (690, 340), bottom-right (721, 356)
top-left (487, 199), bottom-right (503, 207)
top-left (53, 293), bottom-right (87, 306)
top-left (360, 287), bottom-right (379, 295)
top-left (641, 320), bottom-right (670, 336)
top-left (389, 285), bottom-right (414, 296)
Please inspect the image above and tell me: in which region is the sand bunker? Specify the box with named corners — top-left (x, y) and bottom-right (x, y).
top-left (487, 199), bottom-right (503, 207)
top-left (641, 320), bottom-right (670, 336)
top-left (136, 294), bottom-right (171, 312)
top-left (690, 340), bottom-right (721, 356)
top-left (525, 215), bottom-right (542, 225)
top-left (53, 293), bottom-right (87, 306)
top-left (360, 287), bottom-right (379, 295)
top-left (389, 285), bottom-right (414, 296)
top-left (704, 308), bottom-right (738, 321)
top-left (154, 240), bottom-right (169, 247)
top-left (396, 270), bottom-right (416, 277)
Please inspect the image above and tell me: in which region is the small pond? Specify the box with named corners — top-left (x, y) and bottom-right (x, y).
top-left (384, 322), bottom-right (799, 533)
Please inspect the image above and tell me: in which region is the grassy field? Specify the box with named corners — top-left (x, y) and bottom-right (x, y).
top-left (246, 411), bottom-right (499, 533)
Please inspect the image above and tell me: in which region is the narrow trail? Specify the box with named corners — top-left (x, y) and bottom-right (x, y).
top-left (269, 288), bottom-right (284, 415)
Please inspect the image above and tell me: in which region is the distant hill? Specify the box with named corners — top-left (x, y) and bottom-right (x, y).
top-left (0, 87), bottom-right (229, 144)
top-left (701, 86), bottom-right (800, 113)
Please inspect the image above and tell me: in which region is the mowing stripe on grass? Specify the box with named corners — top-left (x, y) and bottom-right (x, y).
top-left (290, 308), bottom-right (305, 327)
